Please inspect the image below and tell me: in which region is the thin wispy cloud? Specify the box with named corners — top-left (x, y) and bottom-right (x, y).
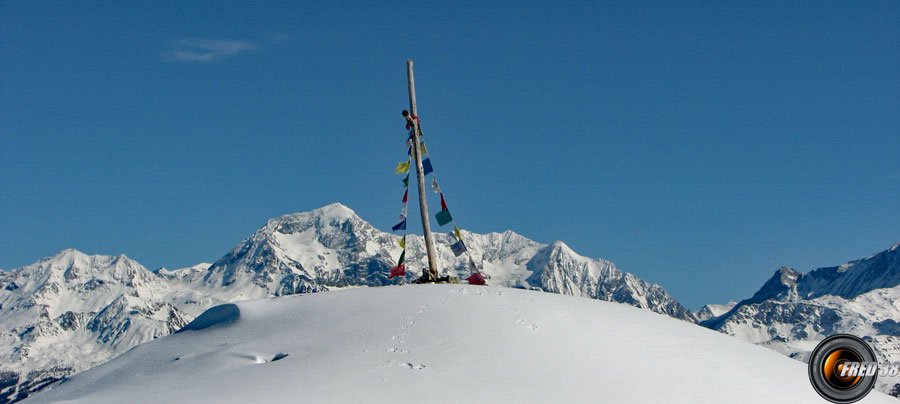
top-left (163, 38), bottom-right (257, 63)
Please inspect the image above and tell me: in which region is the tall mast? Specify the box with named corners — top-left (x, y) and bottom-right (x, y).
top-left (406, 60), bottom-right (439, 282)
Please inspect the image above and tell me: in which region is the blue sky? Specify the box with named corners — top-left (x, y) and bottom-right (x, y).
top-left (2, 1), bottom-right (898, 309)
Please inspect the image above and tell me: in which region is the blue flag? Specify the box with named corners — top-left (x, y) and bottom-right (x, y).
top-left (392, 219), bottom-right (406, 232)
top-left (450, 240), bottom-right (467, 257)
top-left (422, 158), bottom-right (433, 175)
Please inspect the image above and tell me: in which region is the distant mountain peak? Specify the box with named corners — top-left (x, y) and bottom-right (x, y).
top-left (264, 203), bottom-right (367, 236)
top-left (304, 202), bottom-right (358, 220)
top-left (548, 240), bottom-right (573, 251)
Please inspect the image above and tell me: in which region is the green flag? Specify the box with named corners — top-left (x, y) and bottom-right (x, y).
top-left (435, 209), bottom-right (452, 226)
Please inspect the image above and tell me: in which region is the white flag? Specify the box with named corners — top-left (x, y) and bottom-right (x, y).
top-left (431, 177), bottom-right (440, 194)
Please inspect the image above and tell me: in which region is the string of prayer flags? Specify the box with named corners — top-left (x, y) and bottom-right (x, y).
top-left (454, 226), bottom-right (462, 241)
top-left (422, 158), bottom-right (433, 176)
top-left (390, 133), bottom-right (412, 281)
top-left (450, 240), bottom-right (467, 257)
top-left (431, 177), bottom-right (440, 194)
top-left (389, 264), bottom-right (405, 279)
top-left (396, 161), bottom-right (410, 174)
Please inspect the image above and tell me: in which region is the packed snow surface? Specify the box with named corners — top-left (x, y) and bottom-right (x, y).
top-left (26, 285), bottom-right (894, 403)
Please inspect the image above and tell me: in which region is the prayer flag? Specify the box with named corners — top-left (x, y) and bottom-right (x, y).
top-left (402, 189), bottom-right (408, 203)
top-left (422, 158), bottom-right (433, 175)
top-left (440, 193), bottom-right (448, 210)
top-left (396, 161), bottom-right (410, 174)
top-left (419, 141), bottom-right (427, 156)
top-left (389, 264), bottom-right (406, 279)
top-left (402, 175), bottom-right (409, 187)
top-left (468, 257), bottom-right (479, 271)
top-left (431, 177), bottom-right (440, 194)
top-left (450, 240), bottom-right (467, 257)
top-left (435, 209), bottom-right (452, 226)
top-left (467, 272), bottom-right (486, 285)
top-left (454, 226), bottom-right (462, 241)
top-left (392, 219), bottom-right (406, 232)
top-left (398, 250), bottom-right (406, 265)
top-left (398, 236), bottom-right (406, 249)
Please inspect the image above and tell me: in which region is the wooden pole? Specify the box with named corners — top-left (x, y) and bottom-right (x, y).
top-left (406, 60), bottom-right (440, 281)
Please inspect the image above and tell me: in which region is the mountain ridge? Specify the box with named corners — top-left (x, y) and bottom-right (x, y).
top-left (700, 242), bottom-right (900, 397)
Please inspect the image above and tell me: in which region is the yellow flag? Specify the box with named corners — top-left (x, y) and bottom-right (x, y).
top-left (398, 236), bottom-right (406, 249)
top-left (419, 141), bottom-right (427, 156)
top-left (454, 226), bottom-right (462, 241)
top-left (396, 161), bottom-right (410, 174)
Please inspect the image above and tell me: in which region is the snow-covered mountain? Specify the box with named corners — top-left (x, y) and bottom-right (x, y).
top-left (0, 203), bottom-right (692, 403)
top-left (701, 243), bottom-right (900, 397)
top-left (198, 203), bottom-right (695, 320)
top-left (0, 250), bottom-right (204, 403)
top-left (24, 285), bottom-right (898, 403)
top-left (694, 300), bottom-right (737, 322)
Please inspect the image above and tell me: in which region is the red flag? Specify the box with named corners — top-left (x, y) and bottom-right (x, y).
top-left (389, 264), bottom-right (406, 279)
top-left (402, 189), bottom-right (408, 203)
top-left (405, 115), bottom-right (421, 130)
top-left (467, 272), bottom-right (486, 285)
top-left (440, 193), bottom-right (447, 210)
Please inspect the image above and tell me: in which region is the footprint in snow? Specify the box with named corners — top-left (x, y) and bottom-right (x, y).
top-left (402, 362), bottom-right (426, 370)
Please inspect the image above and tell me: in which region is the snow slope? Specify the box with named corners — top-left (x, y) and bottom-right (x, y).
top-left (24, 285), bottom-right (895, 404)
